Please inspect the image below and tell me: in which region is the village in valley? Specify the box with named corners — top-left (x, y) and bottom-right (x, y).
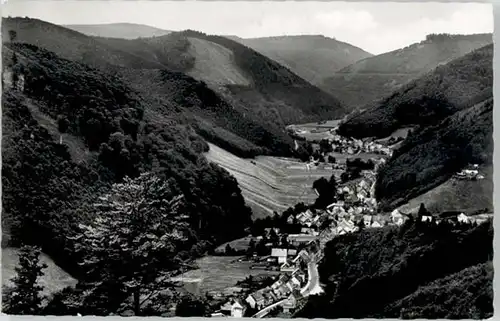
top-left (203, 125), bottom-right (492, 318)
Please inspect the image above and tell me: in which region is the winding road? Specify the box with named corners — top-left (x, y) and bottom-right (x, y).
top-left (300, 259), bottom-right (324, 297)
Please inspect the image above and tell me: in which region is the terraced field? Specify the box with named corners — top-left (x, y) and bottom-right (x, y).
top-left (205, 143), bottom-right (338, 218)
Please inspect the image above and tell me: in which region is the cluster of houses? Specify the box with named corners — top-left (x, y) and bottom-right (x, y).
top-left (245, 269), bottom-right (307, 311)
top-left (327, 133), bottom-right (393, 157)
top-left (418, 211), bottom-right (491, 226)
top-left (213, 248), bottom-right (313, 318)
top-left (208, 131), bottom-right (493, 318)
top-left (454, 164), bottom-right (485, 180)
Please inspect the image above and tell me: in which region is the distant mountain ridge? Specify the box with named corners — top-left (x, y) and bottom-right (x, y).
top-left (64, 23), bottom-right (172, 39)
top-left (321, 33), bottom-right (492, 110)
top-left (229, 35), bottom-right (373, 85)
top-left (338, 43), bottom-right (493, 139)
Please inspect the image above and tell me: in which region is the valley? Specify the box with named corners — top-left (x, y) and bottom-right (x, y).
top-left (0, 9), bottom-right (493, 320)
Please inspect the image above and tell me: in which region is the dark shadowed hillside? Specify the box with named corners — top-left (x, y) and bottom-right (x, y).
top-left (322, 33), bottom-right (492, 110)
top-left (296, 221), bottom-right (493, 319)
top-left (65, 23), bottom-right (171, 39)
top-left (375, 94), bottom-right (493, 211)
top-left (2, 43), bottom-right (253, 279)
top-left (231, 35), bottom-right (373, 85)
top-left (338, 43), bottom-right (493, 139)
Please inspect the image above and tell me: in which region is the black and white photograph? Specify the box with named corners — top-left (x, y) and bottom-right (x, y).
top-left (0, 0), bottom-right (494, 319)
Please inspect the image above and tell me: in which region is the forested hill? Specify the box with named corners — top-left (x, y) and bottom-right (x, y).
top-left (296, 220), bottom-right (493, 319)
top-left (65, 23), bottom-right (172, 39)
top-left (2, 43), bottom-right (253, 280)
top-left (2, 17), bottom-right (348, 158)
top-left (337, 43), bottom-right (493, 139)
top-left (375, 94), bottom-right (493, 211)
top-left (322, 33), bottom-right (492, 110)
top-left (230, 35), bottom-right (373, 85)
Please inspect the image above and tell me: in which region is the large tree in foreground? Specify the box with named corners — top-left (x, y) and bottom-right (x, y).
top-left (71, 173), bottom-right (189, 316)
top-left (2, 245), bottom-right (47, 315)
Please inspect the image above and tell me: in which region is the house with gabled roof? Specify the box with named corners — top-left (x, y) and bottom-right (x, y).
top-left (363, 215), bottom-right (373, 226)
top-left (246, 291), bottom-right (266, 309)
top-left (336, 219), bottom-right (357, 235)
top-left (391, 209), bottom-right (404, 225)
top-left (280, 261), bottom-right (295, 273)
top-left (231, 299), bottom-right (247, 318)
top-left (282, 293), bottom-right (298, 313)
top-left (271, 248), bottom-right (288, 264)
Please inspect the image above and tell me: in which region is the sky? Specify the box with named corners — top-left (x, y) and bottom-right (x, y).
top-left (2, 1), bottom-right (494, 54)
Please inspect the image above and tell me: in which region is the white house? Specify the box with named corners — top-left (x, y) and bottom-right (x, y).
top-left (271, 248), bottom-right (288, 264)
top-left (391, 209), bottom-right (405, 226)
top-left (282, 294), bottom-right (298, 313)
top-left (363, 215), bottom-right (372, 226)
top-left (336, 219), bottom-right (357, 235)
top-left (457, 213), bottom-right (470, 224)
top-left (231, 300), bottom-right (246, 318)
top-left (245, 292), bottom-right (265, 309)
top-left (421, 215), bottom-right (433, 223)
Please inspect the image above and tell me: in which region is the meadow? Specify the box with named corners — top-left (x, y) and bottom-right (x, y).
top-left (170, 256), bottom-right (279, 295)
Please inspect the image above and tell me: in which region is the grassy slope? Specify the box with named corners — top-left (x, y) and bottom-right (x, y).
top-left (323, 34), bottom-right (492, 110)
top-left (234, 35), bottom-right (373, 85)
top-left (338, 43), bottom-right (493, 139)
top-left (64, 23), bottom-right (171, 39)
top-left (397, 165), bottom-right (493, 214)
top-left (181, 30), bottom-right (347, 123)
top-left (375, 96), bottom-right (493, 211)
top-left (205, 143), bottom-right (336, 219)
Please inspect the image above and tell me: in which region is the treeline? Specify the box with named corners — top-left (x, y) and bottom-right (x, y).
top-left (296, 219), bottom-right (493, 319)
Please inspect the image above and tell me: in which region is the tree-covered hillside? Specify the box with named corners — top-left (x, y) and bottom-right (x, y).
top-left (338, 43), bottom-right (493, 139)
top-left (296, 220), bottom-right (493, 319)
top-left (2, 43), bottom-right (253, 281)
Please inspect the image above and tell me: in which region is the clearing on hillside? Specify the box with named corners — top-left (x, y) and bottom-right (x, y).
top-left (186, 37), bottom-right (251, 86)
top-left (2, 247), bottom-right (78, 296)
